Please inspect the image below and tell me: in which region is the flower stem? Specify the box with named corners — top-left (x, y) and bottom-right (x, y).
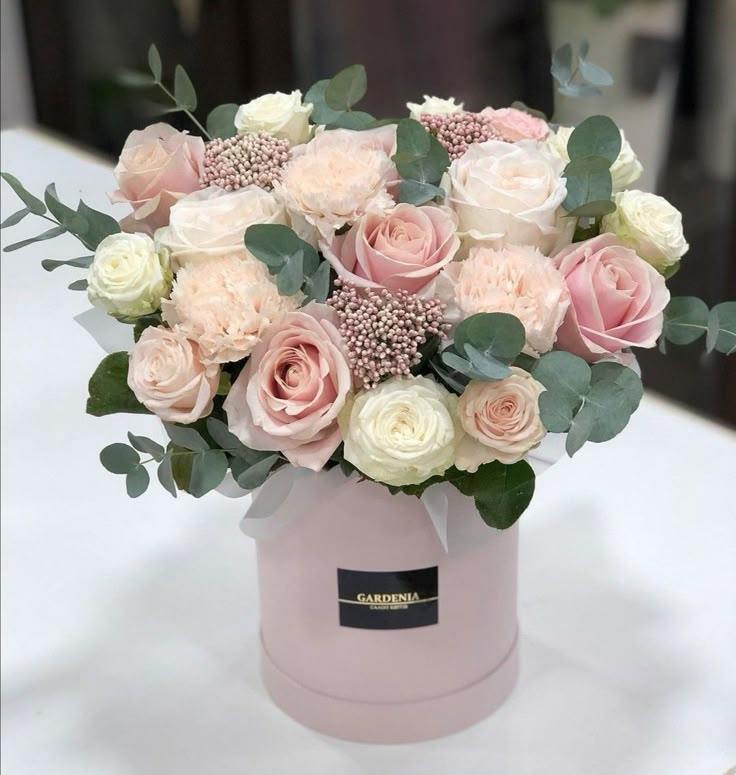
top-left (155, 81), bottom-right (212, 140)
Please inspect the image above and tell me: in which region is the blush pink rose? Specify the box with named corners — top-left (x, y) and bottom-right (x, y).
top-left (110, 123), bottom-right (205, 235)
top-left (553, 233), bottom-right (670, 361)
top-left (321, 203), bottom-right (460, 294)
top-left (482, 107), bottom-right (550, 143)
top-left (127, 326), bottom-right (219, 423)
top-left (223, 303), bottom-right (352, 470)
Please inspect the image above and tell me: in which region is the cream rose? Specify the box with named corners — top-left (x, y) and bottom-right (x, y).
top-left (601, 190), bottom-right (688, 274)
top-left (127, 326), bottom-right (219, 423)
top-left (456, 369), bottom-right (546, 471)
top-left (446, 139), bottom-right (571, 255)
top-left (546, 125), bottom-right (643, 191)
top-left (235, 90), bottom-right (313, 146)
top-left (407, 95), bottom-right (464, 120)
top-left (437, 244), bottom-right (569, 355)
top-left (339, 376), bottom-right (458, 486)
top-left (155, 185), bottom-right (286, 268)
top-left (275, 127), bottom-right (396, 240)
top-left (161, 253), bottom-right (300, 364)
top-left (87, 233), bottom-right (171, 319)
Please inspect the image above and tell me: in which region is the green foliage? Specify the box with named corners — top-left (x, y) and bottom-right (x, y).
top-left (437, 313), bottom-right (526, 384)
top-left (189, 450), bottom-right (228, 498)
top-left (551, 40), bottom-right (613, 99)
top-left (661, 297), bottom-right (736, 355)
top-left (206, 103), bottom-right (239, 139)
top-left (174, 65), bottom-right (197, 111)
top-left (147, 43), bottom-right (162, 81)
top-left (532, 352), bottom-right (642, 456)
top-left (100, 443), bottom-right (140, 474)
top-left (132, 313), bottom-right (162, 343)
top-left (126, 466), bottom-right (150, 498)
top-left (127, 432), bottom-right (165, 461)
top-left (3, 225), bottom-right (65, 252)
top-left (244, 223), bottom-right (331, 303)
top-left (231, 454), bottom-right (280, 490)
top-left (1, 207), bottom-right (30, 229)
top-left (163, 422), bottom-right (209, 451)
top-left (0, 172), bottom-right (46, 215)
top-left (305, 65), bottom-right (375, 130)
top-left (87, 353), bottom-right (150, 417)
top-left (470, 460), bottom-right (536, 529)
top-left (41, 255), bottom-right (94, 272)
top-left (68, 279), bottom-right (88, 291)
top-left (392, 119), bottom-right (449, 204)
top-left (157, 449), bottom-right (178, 498)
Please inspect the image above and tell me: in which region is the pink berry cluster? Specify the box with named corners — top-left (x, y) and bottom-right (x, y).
top-left (420, 112), bottom-right (503, 160)
top-left (199, 132), bottom-right (291, 191)
top-left (327, 280), bottom-right (449, 389)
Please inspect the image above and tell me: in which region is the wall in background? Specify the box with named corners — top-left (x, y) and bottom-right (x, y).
top-left (1, 0), bottom-right (35, 127)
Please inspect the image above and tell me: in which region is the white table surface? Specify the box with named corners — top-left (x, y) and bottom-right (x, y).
top-left (1, 128), bottom-right (735, 775)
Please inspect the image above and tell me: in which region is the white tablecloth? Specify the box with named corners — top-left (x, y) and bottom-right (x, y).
top-left (2, 128), bottom-right (735, 775)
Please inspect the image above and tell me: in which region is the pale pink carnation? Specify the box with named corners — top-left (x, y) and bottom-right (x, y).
top-left (224, 303), bottom-right (352, 470)
top-left (127, 326), bottom-right (219, 423)
top-left (275, 127), bottom-right (397, 240)
top-left (110, 123), bottom-right (204, 236)
top-left (437, 244), bottom-right (570, 355)
top-left (161, 253), bottom-right (300, 364)
top-left (322, 203), bottom-right (459, 294)
top-left (482, 107), bottom-right (550, 142)
top-left (456, 368), bottom-right (546, 471)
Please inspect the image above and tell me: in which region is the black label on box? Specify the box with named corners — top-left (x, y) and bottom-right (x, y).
top-left (337, 566), bottom-right (438, 629)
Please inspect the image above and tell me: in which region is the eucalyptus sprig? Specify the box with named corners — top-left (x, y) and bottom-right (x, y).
top-left (660, 297), bottom-right (736, 355)
top-left (551, 41), bottom-right (614, 99)
top-left (305, 64), bottom-right (378, 131)
top-left (118, 44), bottom-right (211, 140)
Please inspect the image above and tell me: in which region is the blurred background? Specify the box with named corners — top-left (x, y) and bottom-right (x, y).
top-left (1, 0), bottom-right (734, 424)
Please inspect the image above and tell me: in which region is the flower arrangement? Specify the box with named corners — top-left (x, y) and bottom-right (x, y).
top-left (2, 46), bottom-right (734, 530)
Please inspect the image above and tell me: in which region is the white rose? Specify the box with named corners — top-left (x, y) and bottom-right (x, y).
top-left (87, 232), bottom-right (171, 319)
top-left (339, 376), bottom-right (459, 487)
top-left (406, 95), bottom-right (464, 120)
top-left (235, 90), bottom-right (313, 146)
top-left (456, 369), bottom-right (546, 472)
top-left (155, 185), bottom-right (287, 268)
top-left (601, 190), bottom-right (688, 274)
top-left (546, 125), bottom-right (643, 191)
top-left (446, 139), bottom-right (571, 254)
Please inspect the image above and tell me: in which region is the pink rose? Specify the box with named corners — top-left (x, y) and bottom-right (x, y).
top-left (482, 107), bottom-right (550, 142)
top-left (110, 123), bottom-right (205, 235)
top-left (127, 326), bottom-right (219, 423)
top-left (553, 233), bottom-right (670, 361)
top-left (321, 203), bottom-right (460, 294)
top-left (223, 303), bottom-right (352, 470)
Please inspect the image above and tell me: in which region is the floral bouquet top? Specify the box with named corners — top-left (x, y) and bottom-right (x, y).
top-left (2, 46), bottom-right (733, 529)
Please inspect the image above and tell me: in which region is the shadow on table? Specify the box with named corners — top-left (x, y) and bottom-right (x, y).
top-left (2, 499), bottom-right (694, 775)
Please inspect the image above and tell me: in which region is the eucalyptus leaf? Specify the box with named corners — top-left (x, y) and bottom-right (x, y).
top-left (662, 296), bottom-right (709, 346)
top-left (590, 362), bottom-right (643, 411)
top-left (148, 43), bottom-right (162, 81)
top-left (558, 83), bottom-right (603, 99)
top-left (532, 351), bottom-right (591, 408)
top-left (304, 79), bottom-right (344, 125)
top-left (245, 223), bottom-right (313, 271)
top-left (329, 110), bottom-right (375, 130)
top-left (235, 454), bottom-right (279, 490)
top-left (551, 43), bottom-right (574, 85)
top-left (189, 449), bottom-right (228, 497)
top-left (579, 58), bottom-right (614, 87)
top-left (277, 251), bottom-right (305, 296)
top-left (538, 391), bottom-right (574, 433)
top-left (463, 344), bottom-right (513, 380)
top-left (454, 313), bottom-right (526, 364)
top-left (324, 64), bottom-right (367, 111)
top-left (163, 423), bottom-right (210, 452)
top-left (440, 351), bottom-right (486, 381)
top-left (157, 449), bottom-right (178, 497)
top-left (566, 403), bottom-right (595, 456)
top-left (584, 381), bottom-right (630, 443)
top-left (68, 279), bottom-right (88, 291)
top-left (0, 172), bottom-right (46, 215)
top-left (126, 466), bottom-right (150, 498)
top-left (0, 206), bottom-right (30, 228)
top-left (100, 443), bottom-right (140, 474)
top-left (41, 255), bottom-right (93, 272)
top-left (304, 260), bottom-right (331, 303)
top-left (398, 180), bottom-right (444, 206)
top-left (87, 352), bottom-right (150, 417)
top-left (127, 432), bottom-right (165, 461)
top-left (563, 155), bottom-right (613, 213)
top-left (207, 103), bottom-right (239, 139)
top-left (117, 69), bottom-right (157, 88)
top-left (428, 359), bottom-right (468, 393)
top-left (174, 64), bottom-right (197, 111)
top-left (206, 416), bottom-right (242, 452)
top-left (567, 116), bottom-right (622, 165)
top-left (708, 301), bottom-right (736, 355)
top-left (44, 184), bottom-right (89, 239)
top-left (3, 226), bottom-right (66, 252)
top-left (170, 444), bottom-right (193, 493)
top-left (393, 119), bottom-right (431, 162)
top-left (77, 201), bottom-right (120, 248)
top-left (568, 199), bottom-right (617, 218)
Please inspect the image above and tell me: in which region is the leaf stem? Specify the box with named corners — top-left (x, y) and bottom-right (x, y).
top-left (155, 80), bottom-right (211, 140)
